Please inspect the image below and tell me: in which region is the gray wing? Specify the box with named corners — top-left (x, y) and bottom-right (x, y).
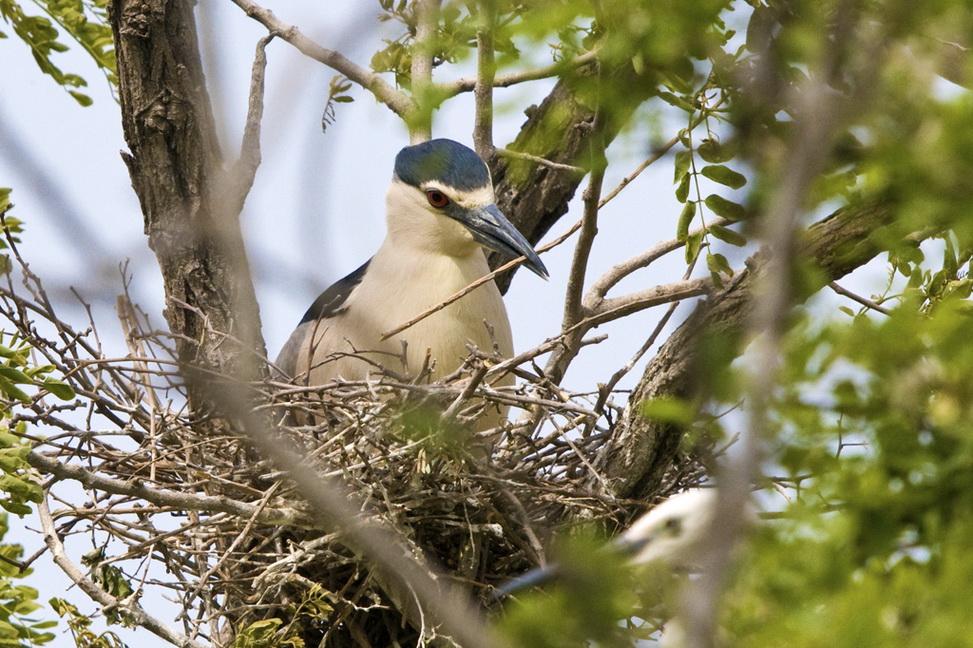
top-left (274, 260), bottom-right (370, 378)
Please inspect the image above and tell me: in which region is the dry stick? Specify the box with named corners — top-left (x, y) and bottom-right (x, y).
top-left (547, 145), bottom-right (606, 381)
top-left (229, 0), bottom-right (414, 118)
top-left (203, 383), bottom-right (508, 648)
top-left (27, 451), bottom-right (315, 528)
top-left (39, 496), bottom-right (208, 648)
top-left (229, 32), bottom-right (274, 207)
top-left (380, 234), bottom-right (570, 341)
top-left (495, 148), bottom-right (585, 174)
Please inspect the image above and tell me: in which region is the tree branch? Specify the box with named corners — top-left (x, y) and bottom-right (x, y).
top-left (228, 0), bottom-right (415, 118)
top-left (39, 496), bottom-right (208, 648)
top-left (30, 451), bottom-right (315, 528)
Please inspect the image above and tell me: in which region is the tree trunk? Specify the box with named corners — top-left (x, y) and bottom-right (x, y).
top-left (108, 0), bottom-right (265, 400)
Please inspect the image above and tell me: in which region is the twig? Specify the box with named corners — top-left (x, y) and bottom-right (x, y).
top-left (443, 50), bottom-right (599, 96)
top-left (28, 451), bottom-right (315, 528)
top-left (586, 218), bottom-right (730, 304)
top-left (496, 148), bottom-right (586, 174)
top-left (229, 0), bottom-right (414, 118)
top-left (39, 496), bottom-right (208, 648)
top-left (828, 281), bottom-right (891, 315)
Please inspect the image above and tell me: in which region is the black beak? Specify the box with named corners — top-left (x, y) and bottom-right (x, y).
top-left (454, 203), bottom-right (548, 279)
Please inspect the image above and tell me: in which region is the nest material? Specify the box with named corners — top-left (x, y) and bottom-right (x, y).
top-left (3, 281), bottom-right (704, 647)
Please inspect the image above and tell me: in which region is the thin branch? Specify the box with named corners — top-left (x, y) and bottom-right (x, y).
top-left (29, 451), bottom-right (316, 528)
top-left (473, 0), bottom-right (497, 157)
top-left (599, 95), bottom-right (725, 209)
top-left (442, 50), bottom-right (600, 96)
top-left (562, 149), bottom-right (605, 331)
top-left (381, 223), bottom-right (579, 341)
top-left (586, 218), bottom-right (731, 305)
top-left (229, 32), bottom-right (274, 209)
top-left (496, 147), bottom-right (585, 174)
top-left (588, 277), bottom-right (712, 328)
top-left (229, 0), bottom-right (415, 118)
top-left (39, 496), bottom-right (208, 648)
top-left (828, 281), bottom-right (891, 315)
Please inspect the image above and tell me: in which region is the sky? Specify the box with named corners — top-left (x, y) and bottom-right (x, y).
top-left (0, 2), bottom-right (893, 646)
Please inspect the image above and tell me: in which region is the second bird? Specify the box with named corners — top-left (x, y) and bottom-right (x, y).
top-left (276, 139), bottom-right (547, 423)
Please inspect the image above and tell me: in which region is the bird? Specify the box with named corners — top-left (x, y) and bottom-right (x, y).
top-left (493, 488), bottom-right (718, 598)
top-left (275, 139), bottom-right (547, 426)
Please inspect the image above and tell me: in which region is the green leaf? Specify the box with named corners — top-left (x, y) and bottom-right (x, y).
top-left (704, 194), bottom-right (746, 221)
top-left (708, 224), bottom-right (747, 247)
top-left (706, 252), bottom-right (733, 277)
top-left (674, 150), bottom-right (692, 183)
top-left (685, 230), bottom-right (704, 264)
top-left (698, 138), bottom-right (732, 163)
top-left (68, 90), bottom-right (93, 107)
top-left (0, 379), bottom-right (30, 404)
top-left (700, 164), bottom-right (747, 189)
top-left (0, 367), bottom-right (31, 385)
top-left (675, 173), bottom-right (691, 203)
top-left (677, 201), bottom-right (696, 242)
top-left (41, 379), bottom-right (75, 401)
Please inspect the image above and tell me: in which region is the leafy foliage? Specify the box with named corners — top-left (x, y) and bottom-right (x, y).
top-left (49, 599), bottom-right (126, 648)
top-left (0, 515), bottom-right (56, 648)
top-left (0, 0), bottom-right (115, 105)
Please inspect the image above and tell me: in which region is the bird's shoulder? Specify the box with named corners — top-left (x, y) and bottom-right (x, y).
top-left (300, 260), bottom-right (371, 324)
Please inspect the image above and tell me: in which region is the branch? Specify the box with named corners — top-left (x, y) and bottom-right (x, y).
top-left (473, 0), bottom-right (497, 157)
top-left (586, 218), bottom-right (731, 305)
top-left (409, 0), bottom-right (440, 141)
top-left (442, 50), bottom-right (600, 96)
top-left (588, 277), bottom-right (713, 328)
top-left (228, 33), bottom-right (274, 211)
top-left (39, 497), bottom-right (208, 648)
top-left (229, 0), bottom-right (415, 118)
top-left (29, 451), bottom-right (316, 528)
top-left (829, 281), bottom-right (891, 315)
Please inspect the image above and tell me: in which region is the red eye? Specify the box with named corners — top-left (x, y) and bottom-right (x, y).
top-left (426, 189), bottom-right (450, 208)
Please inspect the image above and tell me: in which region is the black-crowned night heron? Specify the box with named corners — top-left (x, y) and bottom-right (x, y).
top-left (494, 488), bottom-right (718, 597)
top-left (276, 139), bottom-right (547, 424)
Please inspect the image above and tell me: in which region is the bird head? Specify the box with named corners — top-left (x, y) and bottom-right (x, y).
top-left (615, 488), bottom-right (719, 568)
top-left (387, 139), bottom-right (548, 278)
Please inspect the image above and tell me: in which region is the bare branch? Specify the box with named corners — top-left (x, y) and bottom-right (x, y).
top-left (229, 0), bottom-right (415, 118)
top-left (589, 277), bottom-right (713, 327)
top-left (228, 33), bottom-right (275, 209)
top-left (39, 497), bottom-right (208, 648)
top-left (29, 451), bottom-right (315, 528)
top-left (496, 147), bottom-right (585, 174)
top-left (586, 218), bottom-right (731, 304)
top-left (829, 281), bottom-right (891, 315)
top-left (443, 50), bottom-right (600, 96)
